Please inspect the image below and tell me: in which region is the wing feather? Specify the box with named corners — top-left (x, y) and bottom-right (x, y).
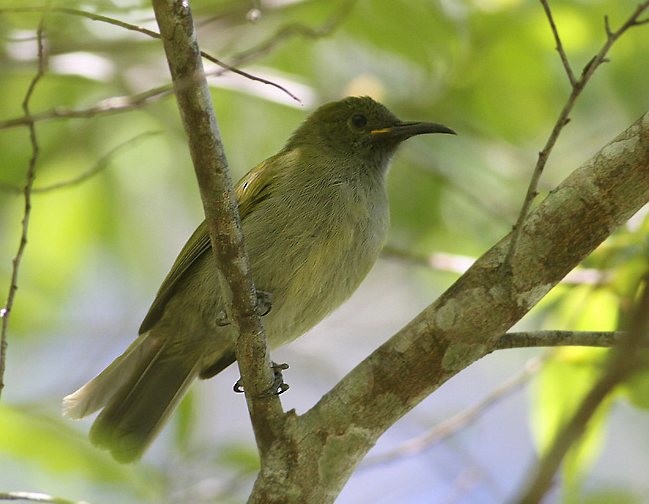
top-left (138, 156), bottom-right (283, 333)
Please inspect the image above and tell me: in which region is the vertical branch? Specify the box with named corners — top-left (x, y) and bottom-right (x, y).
top-left (150, 0), bottom-right (284, 453)
top-left (0, 16), bottom-right (47, 399)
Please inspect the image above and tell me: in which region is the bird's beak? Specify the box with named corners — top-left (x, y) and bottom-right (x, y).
top-left (370, 121), bottom-right (456, 140)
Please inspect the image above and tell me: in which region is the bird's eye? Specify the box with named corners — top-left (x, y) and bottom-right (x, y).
top-left (350, 114), bottom-right (368, 129)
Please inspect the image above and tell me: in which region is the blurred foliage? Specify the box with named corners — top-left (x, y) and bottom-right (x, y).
top-left (1, 0), bottom-right (649, 502)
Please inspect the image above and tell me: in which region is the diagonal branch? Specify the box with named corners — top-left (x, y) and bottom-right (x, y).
top-left (504, 1), bottom-right (649, 267)
top-left (150, 0), bottom-right (284, 455)
top-left (363, 328), bottom-right (641, 472)
top-left (0, 84), bottom-right (174, 130)
top-left (539, 0), bottom-right (576, 86)
top-left (515, 276), bottom-right (649, 503)
top-left (0, 131), bottom-right (159, 194)
top-left (0, 6), bottom-right (300, 102)
top-left (228, 0), bottom-right (357, 66)
top-left (363, 353), bottom-right (548, 467)
top-left (248, 110), bottom-right (649, 502)
top-left (383, 247), bottom-right (611, 286)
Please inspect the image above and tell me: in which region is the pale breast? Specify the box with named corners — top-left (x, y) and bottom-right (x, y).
top-left (246, 178), bottom-right (389, 346)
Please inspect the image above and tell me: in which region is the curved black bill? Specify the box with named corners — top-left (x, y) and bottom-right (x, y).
top-left (370, 121), bottom-right (456, 140)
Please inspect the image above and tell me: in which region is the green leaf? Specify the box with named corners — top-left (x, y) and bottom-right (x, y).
top-left (0, 404), bottom-right (158, 497)
top-left (620, 363), bottom-right (649, 410)
top-left (531, 351), bottom-right (613, 499)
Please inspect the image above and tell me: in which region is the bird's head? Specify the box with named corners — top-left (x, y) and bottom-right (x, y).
top-left (286, 96), bottom-right (455, 169)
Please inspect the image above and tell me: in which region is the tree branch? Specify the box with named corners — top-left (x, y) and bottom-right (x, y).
top-left (382, 246), bottom-right (611, 285)
top-left (0, 6), bottom-right (300, 102)
top-left (0, 491), bottom-right (89, 504)
top-left (249, 110), bottom-right (649, 502)
top-left (227, 0), bottom-right (357, 66)
top-left (0, 14), bottom-right (46, 400)
top-left (539, 0), bottom-right (576, 86)
top-left (150, 0), bottom-right (284, 455)
top-left (515, 276), bottom-right (649, 503)
top-left (505, 1), bottom-right (649, 267)
top-left (363, 353), bottom-right (548, 467)
top-left (0, 131), bottom-right (159, 195)
top-left (0, 84), bottom-right (174, 131)
top-left (496, 330), bottom-right (627, 350)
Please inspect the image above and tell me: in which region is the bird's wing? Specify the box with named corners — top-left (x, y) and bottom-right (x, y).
top-left (138, 156), bottom-right (282, 334)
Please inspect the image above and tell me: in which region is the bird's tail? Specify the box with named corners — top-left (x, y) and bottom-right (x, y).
top-left (63, 332), bottom-right (200, 462)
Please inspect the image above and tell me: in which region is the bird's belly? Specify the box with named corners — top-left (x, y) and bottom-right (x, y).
top-left (251, 215), bottom-right (388, 347)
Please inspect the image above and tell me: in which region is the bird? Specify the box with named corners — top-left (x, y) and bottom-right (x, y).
top-left (62, 96), bottom-right (455, 462)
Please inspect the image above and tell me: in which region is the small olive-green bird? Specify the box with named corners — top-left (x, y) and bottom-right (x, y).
top-left (63, 96), bottom-right (454, 462)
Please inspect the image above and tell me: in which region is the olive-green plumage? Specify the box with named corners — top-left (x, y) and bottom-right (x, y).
top-left (62, 96), bottom-right (454, 462)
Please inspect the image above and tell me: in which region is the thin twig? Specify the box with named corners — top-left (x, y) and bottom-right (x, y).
top-left (363, 354), bottom-right (549, 467)
top-left (515, 277), bottom-right (649, 503)
top-left (0, 6), bottom-right (300, 102)
top-left (0, 14), bottom-right (47, 399)
top-left (504, 1), bottom-right (649, 268)
top-left (496, 330), bottom-right (628, 350)
top-left (0, 84), bottom-right (173, 130)
top-left (0, 491), bottom-right (90, 504)
top-left (0, 131), bottom-right (160, 194)
top-left (228, 0), bottom-right (357, 66)
top-left (539, 0), bottom-right (576, 86)
top-left (382, 246), bottom-right (611, 285)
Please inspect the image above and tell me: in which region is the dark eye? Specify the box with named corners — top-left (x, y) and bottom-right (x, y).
top-left (350, 114), bottom-right (368, 129)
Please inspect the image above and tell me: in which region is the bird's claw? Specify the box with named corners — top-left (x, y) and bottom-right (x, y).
top-left (267, 361), bottom-right (289, 396)
top-left (232, 361), bottom-right (289, 396)
top-left (255, 290), bottom-right (273, 317)
top-left (216, 290), bottom-right (273, 327)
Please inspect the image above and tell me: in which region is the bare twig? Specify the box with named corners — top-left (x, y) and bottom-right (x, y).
top-left (496, 330), bottom-right (628, 350)
top-left (228, 0), bottom-right (357, 66)
top-left (539, 0), bottom-right (576, 86)
top-left (515, 277), bottom-right (649, 504)
top-left (0, 131), bottom-right (159, 194)
top-left (382, 246), bottom-right (611, 285)
top-left (363, 354), bottom-right (548, 467)
top-left (0, 84), bottom-right (174, 130)
top-left (0, 14), bottom-right (47, 400)
top-left (504, 1), bottom-right (649, 268)
top-left (363, 328), bottom-right (642, 469)
top-left (0, 6), bottom-right (300, 102)
top-left (0, 491), bottom-right (90, 504)
top-left (151, 0), bottom-right (284, 455)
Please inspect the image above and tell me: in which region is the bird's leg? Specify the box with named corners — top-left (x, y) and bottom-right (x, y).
top-left (233, 361), bottom-right (289, 396)
top-left (267, 361), bottom-right (290, 395)
top-left (216, 290), bottom-right (273, 327)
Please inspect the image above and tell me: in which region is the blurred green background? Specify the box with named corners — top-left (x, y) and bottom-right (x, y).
top-left (1, 0), bottom-right (649, 502)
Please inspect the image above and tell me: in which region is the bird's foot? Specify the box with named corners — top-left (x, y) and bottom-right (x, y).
top-left (215, 290), bottom-right (273, 327)
top-left (255, 290), bottom-right (273, 317)
top-left (233, 361), bottom-right (289, 396)
top-left (267, 361), bottom-right (290, 396)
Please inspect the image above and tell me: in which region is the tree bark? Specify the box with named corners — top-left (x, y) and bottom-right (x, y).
top-left (150, 1), bottom-right (649, 500)
top-left (151, 0), bottom-right (284, 455)
top-left (248, 112), bottom-right (649, 502)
